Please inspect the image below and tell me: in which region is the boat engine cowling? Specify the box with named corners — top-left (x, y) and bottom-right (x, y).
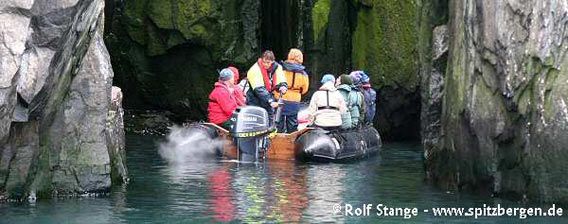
top-left (230, 106), bottom-right (271, 136)
top-left (230, 106), bottom-right (272, 161)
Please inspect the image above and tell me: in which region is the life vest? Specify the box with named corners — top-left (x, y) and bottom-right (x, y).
top-left (317, 90), bottom-right (340, 111)
top-left (259, 61), bottom-right (279, 92)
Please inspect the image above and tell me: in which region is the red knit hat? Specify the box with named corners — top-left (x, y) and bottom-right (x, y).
top-left (228, 66), bottom-right (239, 84)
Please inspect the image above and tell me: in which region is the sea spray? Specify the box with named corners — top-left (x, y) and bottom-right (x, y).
top-left (158, 125), bottom-right (225, 164)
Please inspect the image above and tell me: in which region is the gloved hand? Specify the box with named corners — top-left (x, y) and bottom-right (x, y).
top-left (270, 102), bottom-right (279, 108)
top-left (279, 86), bottom-right (288, 94)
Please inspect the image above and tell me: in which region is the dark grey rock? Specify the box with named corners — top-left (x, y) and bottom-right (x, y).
top-left (123, 110), bottom-right (174, 136)
top-left (421, 25), bottom-right (447, 161)
top-left (46, 30), bottom-right (114, 194)
top-left (0, 0), bottom-right (127, 200)
top-left (106, 86), bottom-right (127, 184)
top-left (425, 0), bottom-right (568, 203)
top-left (3, 122), bottom-right (39, 198)
top-left (0, 11), bottom-right (32, 146)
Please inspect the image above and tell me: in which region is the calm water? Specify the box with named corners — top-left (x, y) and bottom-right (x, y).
top-left (1, 135), bottom-right (566, 223)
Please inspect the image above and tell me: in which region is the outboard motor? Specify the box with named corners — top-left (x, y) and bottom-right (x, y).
top-left (230, 106), bottom-right (273, 162)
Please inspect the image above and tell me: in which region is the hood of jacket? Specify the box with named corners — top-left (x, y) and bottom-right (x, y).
top-left (281, 61), bottom-right (306, 74)
top-left (214, 82), bottom-right (234, 93)
top-left (319, 82), bottom-right (337, 91)
top-left (337, 84), bottom-right (352, 92)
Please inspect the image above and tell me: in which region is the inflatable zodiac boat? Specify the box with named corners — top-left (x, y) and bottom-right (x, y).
top-left (186, 106), bottom-right (382, 162)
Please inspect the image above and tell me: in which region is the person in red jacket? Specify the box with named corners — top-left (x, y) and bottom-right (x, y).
top-left (208, 68), bottom-right (239, 130)
top-left (228, 66), bottom-right (246, 106)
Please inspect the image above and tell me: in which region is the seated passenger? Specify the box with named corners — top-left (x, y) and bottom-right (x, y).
top-left (349, 71), bottom-right (367, 126)
top-left (208, 68), bottom-right (239, 130)
top-left (228, 66), bottom-right (246, 106)
top-left (336, 74), bottom-right (363, 129)
top-left (359, 72), bottom-right (377, 125)
top-left (306, 74), bottom-right (347, 129)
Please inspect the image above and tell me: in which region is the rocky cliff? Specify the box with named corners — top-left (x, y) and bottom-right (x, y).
top-left (105, 0), bottom-right (261, 120)
top-left (0, 0), bottom-right (126, 200)
top-left (422, 0), bottom-right (568, 203)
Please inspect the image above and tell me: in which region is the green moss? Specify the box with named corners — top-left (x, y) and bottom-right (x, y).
top-left (166, 32), bottom-right (186, 49)
top-left (119, 0), bottom-right (248, 61)
top-left (108, 0), bottom-right (260, 117)
top-left (123, 0), bottom-right (217, 55)
top-left (442, 0), bottom-right (467, 121)
top-left (356, 0), bottom-right (375, 7)
top-left (148, 0), bottom-right (173, 29)
top-left (515, 57), bottom-right (541, 116)
top-left (33, 140), bottom-right (53, 199)
top-left (351, 0), bottom-right (418, 90)
top-left (175, 0), bottom-right (212, 40)
top-left (352, 9), bottom-right (376, 73)
top-left (543, 69), bottom-right (560, 119)
top-left (517, 79), bottom-right (534, 116)
top-left (474, 76), bottom-right (507, 121)
top-left (312, 0), bottom-right (330, 42)
top-left (189, 24), bottom-right (207, 39)
top-left (124, 0), bottom-right (149, 45)
top-left (145, 24), bottom-right (167, 56)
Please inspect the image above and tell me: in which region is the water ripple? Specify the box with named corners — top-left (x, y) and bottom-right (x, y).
top-left (1, 136), bottom-right (566, 223)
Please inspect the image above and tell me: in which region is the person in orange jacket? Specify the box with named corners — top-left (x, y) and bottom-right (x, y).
top-left (274, 48), bottom-right (309, 133)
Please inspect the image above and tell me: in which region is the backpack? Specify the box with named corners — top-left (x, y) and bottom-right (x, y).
top-left (351, 87), bottom-right (366, 126)
top-left (363, 88), bottom-right (377, 124)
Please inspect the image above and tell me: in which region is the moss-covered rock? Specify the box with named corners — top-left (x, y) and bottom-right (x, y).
top-left (311, 0), bottom-right (330, 42)
top-left (351, 0), bottom-right (421, 140)
top-left (352, 0), bottom-right (418, 90)
top-left (107, 0), bottom-right (260, 119)
top-left (124, 0), bottom-right (217, 55)
top-left (424, 0), bottom-right (568, 204)
top-left (299, 0), bottom-right (422, 140)
top-left (303, 0), bottom-right (351, 86)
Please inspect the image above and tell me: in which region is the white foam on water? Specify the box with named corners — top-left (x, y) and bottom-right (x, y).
top-left (158, 125), bottom-right (225, 164)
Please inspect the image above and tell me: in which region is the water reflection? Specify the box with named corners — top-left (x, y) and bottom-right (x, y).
top-left (208, 164), bottom-right (236, 222)
top-left (216, 162), bottom-right (310, 223)
top-left (305, 165), bottom-right (347, 223)
top-left (204, 161), bottom-right (352, 223)
top-left (1, 137), bottom-right (567, 224)
top-left (269, 162), bottom-right (309, 222)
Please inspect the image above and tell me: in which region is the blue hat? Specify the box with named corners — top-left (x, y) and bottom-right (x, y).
top-left (349, 71), bottom-right (362, 85)
top-left (219, 68), bottom-right (233, 81)
top-left (359, 71), bottom-right (370, 83)
top-left (321, 74), bottom-right (335, 84)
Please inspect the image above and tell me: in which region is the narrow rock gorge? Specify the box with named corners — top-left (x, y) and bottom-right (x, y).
top-left (0, 0), bottom-right (126, 200)
top-left (2, 0), bottom-right (563, 204)
top-left (105, 0), bottom-right (421, 141)
top-left (421, 0), bottom-right (568, 203)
